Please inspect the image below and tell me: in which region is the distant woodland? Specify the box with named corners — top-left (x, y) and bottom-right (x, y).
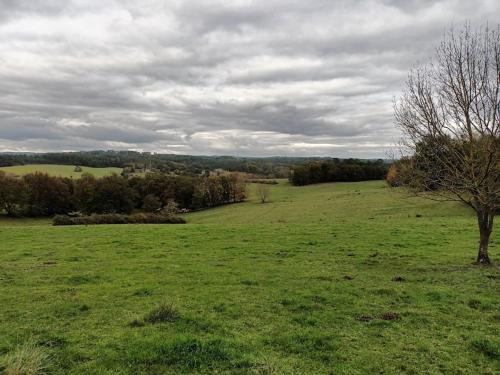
top-left (0, 151), bottom-right (388, 179)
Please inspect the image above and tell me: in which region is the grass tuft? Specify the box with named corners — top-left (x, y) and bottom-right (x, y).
top-left (143, 302), bottom-right (180, 324)
top-left (471, 338), bottom-right (500, 359)
top-left (1, 340), bottom-right (50, 375)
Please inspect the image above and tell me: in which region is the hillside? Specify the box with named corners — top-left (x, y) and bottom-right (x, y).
top-left (0, 150), bottom-right (388, 178)
top-left (0, 164), bottom-right (122, 178)
top-left (186, 180), bottom-right (471, 224)
top-left (0, 181), bottom-right (498, 374)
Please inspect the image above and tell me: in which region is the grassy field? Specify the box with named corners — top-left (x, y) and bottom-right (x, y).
top-left (0, 164), bottom-right (122, 178)
top-left (0, 181), bottom-right (498, 374)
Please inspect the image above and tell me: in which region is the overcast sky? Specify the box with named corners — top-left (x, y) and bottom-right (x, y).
top-left (0, 0), bottom-right (497, 157)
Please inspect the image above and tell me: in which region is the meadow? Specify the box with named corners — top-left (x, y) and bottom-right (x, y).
top-left (0, 164), bottom-right (122, 178)
top-left (0, 181), bottom-right (498, 374)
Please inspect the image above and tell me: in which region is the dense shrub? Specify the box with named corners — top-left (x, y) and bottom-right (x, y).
top-left (385, 158), bottom-right (412, 187)
top-left (0, 171), bottom-right (26, 216)
top-left (23, 173), bottom-right (74, 216)
top-left (246, 179), bottom-right (279, 184)
top-left (129, 172), bottom-right (246, 211)
top-left (53, 213), bottom-right (186, 226)
top-left (78, 174), bottom-right (136, 214)
top-left (142, 194), bottom-right (162, 212)
top-left (290, 159), bottom-right (387, 186)
top-left (1, 171), bottom-right (247, 218)
top-left (191, 174), bottom-right (247, 209)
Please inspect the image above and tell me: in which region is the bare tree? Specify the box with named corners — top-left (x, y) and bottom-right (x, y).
top-left (395, 23), bottom-right (499, 265)
top-left (256, 183), bottom-right (270, 203)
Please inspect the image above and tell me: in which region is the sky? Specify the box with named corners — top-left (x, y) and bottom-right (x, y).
top-left (0, 1), bottom-right (497, 157)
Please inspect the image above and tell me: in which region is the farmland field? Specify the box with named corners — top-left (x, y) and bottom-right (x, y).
top-left (0, 164), bottom-right (122, 178)
top-left (0, 181), bottom-right (498, 374)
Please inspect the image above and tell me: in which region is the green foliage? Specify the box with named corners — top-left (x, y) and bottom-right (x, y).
top-left (1, 171), bottom-right (247, 217)
top-left (0, 171), bottom-right (26, 216)
top-left (290, 159), bottom-right (387, 186)
top-left (142, 194), bottom-right (161, 212)
top-left (78, 174), bottom-right (136, 214)
top-left (23, 173), bottom-right (74, 216)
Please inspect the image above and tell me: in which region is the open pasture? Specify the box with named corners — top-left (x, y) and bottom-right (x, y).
top-left (0, 164), bottom-right (122, 178)
top-left (0, 181), bottom-right (498, 374)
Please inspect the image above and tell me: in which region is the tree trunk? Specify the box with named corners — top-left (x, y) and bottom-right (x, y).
top-left (476, 210), bottom-right (493, 265)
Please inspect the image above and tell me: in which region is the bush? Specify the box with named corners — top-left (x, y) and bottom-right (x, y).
top-left (142, 194), bottom-right (161, 212)
top-left (52, 215), bottom-right (75, 226)
top-left (161, 199), bottom-right (179, 215)
top-left (385, 165), bottom-right (399, 187)
top-left (246, 179), bottom-right (279, 185)
top-left (0, 171), bottom-right (26, 216)
top-left (53, 213), bottom-right (186, 226)
top-left (385, 158), bottom-right (411, 187)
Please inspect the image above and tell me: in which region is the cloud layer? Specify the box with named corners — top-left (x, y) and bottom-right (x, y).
top-left (0, 0), bottom-right (497, 157)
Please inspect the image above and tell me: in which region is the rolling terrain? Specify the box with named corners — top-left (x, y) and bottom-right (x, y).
top-left (0, 164), bottom-right (122, 178)
top-left (0, 181), bottom-right (498, 374)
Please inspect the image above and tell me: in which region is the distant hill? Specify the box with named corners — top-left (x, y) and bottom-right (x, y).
top-left (0, 150), bottom-right (387, 178)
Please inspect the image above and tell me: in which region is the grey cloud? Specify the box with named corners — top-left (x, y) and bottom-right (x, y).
top-left (0, 0), bottom-right (497, 157)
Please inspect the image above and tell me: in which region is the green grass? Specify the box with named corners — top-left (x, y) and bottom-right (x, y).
top-left (0, 216), bottom-right (52, 227)
top-left (0, 181), bottom-right (498, 374)
top-left (0, 164), bottom-right (122, 178)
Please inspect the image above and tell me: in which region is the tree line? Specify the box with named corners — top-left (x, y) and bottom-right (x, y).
top-left (289, 159), bottom-right (388, 186)
top-left (0, 171), bottom-right (247, 217)
top-left (0, 151), bottom-right (392, 179)
top-left (0, 151), bottom-right (302, 178)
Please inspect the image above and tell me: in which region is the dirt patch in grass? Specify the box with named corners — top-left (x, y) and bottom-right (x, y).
top-left (381, 312), bottom-right (400, 321)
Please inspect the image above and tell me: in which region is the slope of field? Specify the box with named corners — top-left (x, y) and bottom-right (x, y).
top-left (187, 180), bottom-right (471, 224)
top-left (0, 181), bottom-right (498, 374)
top-left (0, 164), bottom-right (122, 178)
